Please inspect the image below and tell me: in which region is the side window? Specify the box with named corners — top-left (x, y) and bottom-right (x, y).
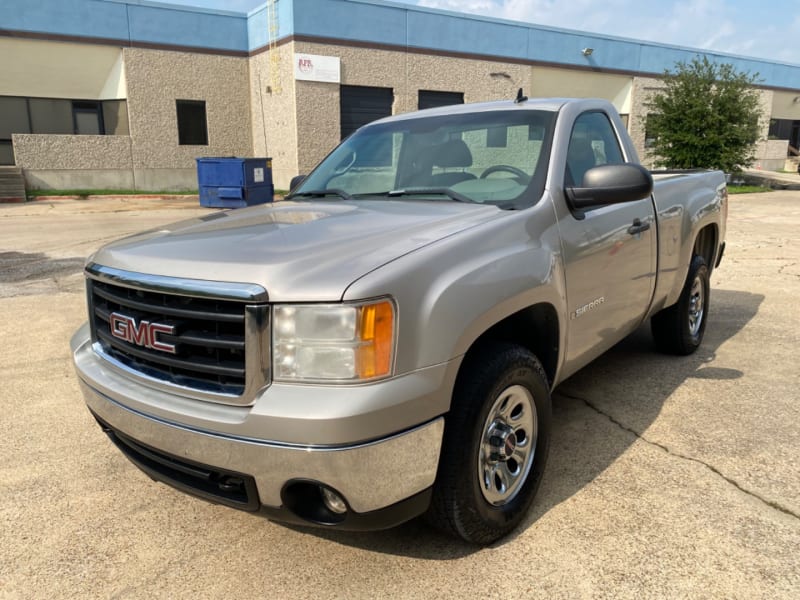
top-left (565, 112), bottom-right (624, 186)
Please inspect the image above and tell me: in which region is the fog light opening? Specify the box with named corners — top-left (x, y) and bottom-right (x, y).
top-left (281, 480), bottom-right (348, 525)
top-left (321, 486), bottom-right (348, 515)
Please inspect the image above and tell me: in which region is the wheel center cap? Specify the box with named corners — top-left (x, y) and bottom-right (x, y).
top-left (488, 423), bottom-right (517, 462)
top-left (503, 432), bottom-right (517, 458)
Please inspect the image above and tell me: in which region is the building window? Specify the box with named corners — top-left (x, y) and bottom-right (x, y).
top-left (0, 142), bottom-right (14, 166)
top-left (418, 90), bottom-right (464, 110)
top-left (0, 97), bottom-right (29, 165)
top-left (176, 100), bottom-right (208, 145)
top-left (644, 114), bottom-right (659, 149)
top-left (0, 95), bottom-right (129, 164)
top-left (73, 101), bottom-right (103, 135)
top-left (29, 98), bottom-right (73, 135)
top-left (102, 100), bottom-right (129, 135)
top-left (340, 85), bottom-right (393, 140)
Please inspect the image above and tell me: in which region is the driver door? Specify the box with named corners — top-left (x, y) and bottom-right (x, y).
top-left (558, 111), bottom-right (657, 371)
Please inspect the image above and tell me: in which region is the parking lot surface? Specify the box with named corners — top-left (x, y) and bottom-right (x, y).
top-left (1, 194), bottom-right (798, 598)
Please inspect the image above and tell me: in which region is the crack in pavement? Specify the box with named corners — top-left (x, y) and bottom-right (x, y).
top-left (557, 390), bottom-right (800, 522)
top-left (778, 262), bottom-right (800, 279)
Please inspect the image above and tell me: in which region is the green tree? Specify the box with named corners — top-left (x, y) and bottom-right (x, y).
top-left (646, 56), bottom-right (763, 172)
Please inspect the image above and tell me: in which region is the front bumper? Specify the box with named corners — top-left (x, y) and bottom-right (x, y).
top-left (72, 323), bottom-right (451, 527)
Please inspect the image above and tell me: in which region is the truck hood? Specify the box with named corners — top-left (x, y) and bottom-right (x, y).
top-left (91, 199), bottom-right (502, 301)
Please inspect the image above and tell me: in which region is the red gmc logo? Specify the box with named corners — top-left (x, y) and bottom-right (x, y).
top-left (109, 312), bottom-right (177, 354)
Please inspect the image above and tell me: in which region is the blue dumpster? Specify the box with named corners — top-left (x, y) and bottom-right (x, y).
top-left (196, 157), bottom-right (274, 208)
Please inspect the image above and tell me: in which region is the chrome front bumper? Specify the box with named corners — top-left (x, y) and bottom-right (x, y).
top-left (72, 324), bottom-right (449, 515)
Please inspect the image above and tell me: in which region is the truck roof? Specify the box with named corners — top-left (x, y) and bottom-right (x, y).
top-left (372, 97), bottom-right (592, 125)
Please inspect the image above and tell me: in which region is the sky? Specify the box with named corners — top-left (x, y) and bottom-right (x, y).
top-left (157, 0), bottom-right (800, 66)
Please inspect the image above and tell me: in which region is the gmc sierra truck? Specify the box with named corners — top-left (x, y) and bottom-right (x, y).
top-left (72, 97), bottom-right (727, 544)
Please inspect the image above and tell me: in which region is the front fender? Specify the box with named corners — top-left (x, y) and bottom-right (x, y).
top-left (343, 199), bottom-right (565, 380)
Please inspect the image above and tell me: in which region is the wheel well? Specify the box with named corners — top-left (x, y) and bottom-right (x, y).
top-left (694, 225), bottom-right (718, 272)
top-left (462, 304), bottom-right (559, 387)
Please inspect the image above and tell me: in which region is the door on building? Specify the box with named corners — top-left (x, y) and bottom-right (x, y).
top-left (418, 90), bottom-right (464, 110)
top-left (340, 85), bottom-right (393, 140)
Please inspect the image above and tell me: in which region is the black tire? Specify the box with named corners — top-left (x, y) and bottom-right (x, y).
top-left (427, 343), bottom-right (551, 545)
top-left (651, 255), bottom-right (710, 355)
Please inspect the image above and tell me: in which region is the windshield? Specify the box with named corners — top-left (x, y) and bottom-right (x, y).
top-left (291, 109), bottom-right (555, 209)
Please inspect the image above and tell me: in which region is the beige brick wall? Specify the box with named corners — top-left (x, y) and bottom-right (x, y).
top-left (629, 77), bottom-right (664, 167)
top-left (12, 134), bottom-right (132, 170)
top-left (250, 43), bottom-right (299, 189)
top-left (754, 139), bottom-right (790, 170)
top-left (124, 48), bottom-right (252, 171)
top-left (284, 41), bottom-right (534, 182)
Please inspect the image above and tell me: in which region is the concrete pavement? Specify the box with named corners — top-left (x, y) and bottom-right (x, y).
top-left (1, 194), bottom-right (798, 598)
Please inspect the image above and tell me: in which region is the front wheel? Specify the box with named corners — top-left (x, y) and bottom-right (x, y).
top-left (427, 344), bottom-right (551, 545)
top-left (651, 255), bottom-right (710, 355)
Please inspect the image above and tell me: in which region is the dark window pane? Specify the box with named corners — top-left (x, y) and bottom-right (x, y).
top-left (418, 90), bottom-right (464, 110)
top-left (73, 102), bottom-right (103, 135)
top-left (176, 100), bottom-right (208, 145)
top-left (103, 100), bottom-right (129, 135)
top-left (0, 141), bottom-right (14, 165)
top-left (29, 98), bottom-right (72, 134)
top-left (0, 97), bottom-right (30, 138)
top-left (74, 111), bottom-right (101, 134)
top-left (340, 85), bottom-right (393, 140)
top-left (566, 111), bottom-right (625, 186)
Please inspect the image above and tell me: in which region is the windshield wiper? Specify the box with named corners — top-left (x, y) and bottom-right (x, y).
top-left (382, 188), bottom-right (473, 203)
top-left (286, 188), bottom-right (352, 200)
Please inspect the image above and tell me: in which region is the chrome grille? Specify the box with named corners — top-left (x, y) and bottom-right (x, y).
top-left (86, 265), bottom-right (269, 403)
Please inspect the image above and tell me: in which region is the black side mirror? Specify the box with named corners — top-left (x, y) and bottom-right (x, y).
top-left (289, 175), bottom-right (306, 192)
top-left (566, 164), bottom-right (653, 210)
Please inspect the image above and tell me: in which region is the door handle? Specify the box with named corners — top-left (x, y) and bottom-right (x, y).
top-left (627, 218), bottom-right (651, 235)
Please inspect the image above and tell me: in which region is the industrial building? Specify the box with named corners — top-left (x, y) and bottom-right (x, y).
top-left (1, 0), bottom-right (799, 192)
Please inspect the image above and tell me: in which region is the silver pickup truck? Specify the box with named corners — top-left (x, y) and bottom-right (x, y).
top-left (72, 97), bottom-right (727, 544)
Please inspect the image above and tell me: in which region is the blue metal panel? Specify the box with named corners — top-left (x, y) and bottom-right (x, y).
top-left (406, 11), bottom-right (528, 57)
top-left (1, 0), bottom-right (130, 41)
top-left (291, 0), bottom-right (407, 47)
top-left (127, 4), bottom-right (248, 51)
top-left (248, 0), bottom-right (294, 52)
top-left (638, 44), bottom-right (697, 76)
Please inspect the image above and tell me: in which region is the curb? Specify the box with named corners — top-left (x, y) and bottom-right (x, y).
top-left (739, 172), bottom-right (800, 191)
top-left (1, 194), bottom-right (201, 204)
top-left (29, 194), bottom-right (199, 202)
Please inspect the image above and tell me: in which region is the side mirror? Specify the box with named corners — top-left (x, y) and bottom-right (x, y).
top-left (289, 175), bottom-right (306, 192)
top-left (566, 164), bottom-right (653, 210)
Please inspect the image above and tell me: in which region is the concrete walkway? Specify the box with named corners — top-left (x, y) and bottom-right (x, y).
top-left (741, 168), bottom-right (800, 189)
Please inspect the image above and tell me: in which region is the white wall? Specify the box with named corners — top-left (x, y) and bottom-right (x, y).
top-left (0, 38), bottom-right (126, 99)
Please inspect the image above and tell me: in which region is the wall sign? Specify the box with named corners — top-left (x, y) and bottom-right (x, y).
top-left (294, 53), bottom-right (341, 83)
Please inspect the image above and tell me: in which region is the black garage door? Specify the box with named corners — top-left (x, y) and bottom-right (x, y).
top-left (418, 90), bottom-right (464, 110)
top-left (340, 85), bottom-right (393, 140)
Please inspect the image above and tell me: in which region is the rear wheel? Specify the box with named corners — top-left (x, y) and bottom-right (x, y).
top-left (651, 255), bottom-right (710, 355)
top-left (427, 343), bottom-right (551, 545)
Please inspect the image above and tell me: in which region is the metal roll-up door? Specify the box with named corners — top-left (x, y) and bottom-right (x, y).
top-left (340, 85), bottom-right (393, 140)
top-left (418, 90), bottom-right (464, 110)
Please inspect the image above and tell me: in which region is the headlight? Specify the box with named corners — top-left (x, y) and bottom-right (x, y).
top-left (273, 299), bottom-right (395, 382)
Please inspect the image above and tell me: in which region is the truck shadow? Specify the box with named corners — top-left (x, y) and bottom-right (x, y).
top-left (281, 288), bottom-right (763, 558)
